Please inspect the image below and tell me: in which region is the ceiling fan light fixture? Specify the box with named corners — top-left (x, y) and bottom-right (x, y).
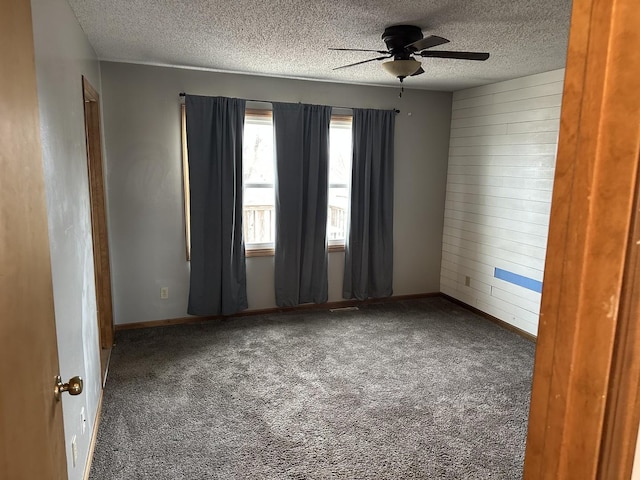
top-left (382, 59), bottom-right (422, 78)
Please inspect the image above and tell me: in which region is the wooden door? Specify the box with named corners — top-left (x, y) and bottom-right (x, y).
top-left (0, 0), bottom-right (68, 478)
top-left (83, 77), bottom-right (114, 382)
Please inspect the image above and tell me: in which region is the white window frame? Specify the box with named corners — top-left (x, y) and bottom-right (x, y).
top-left (327, 114), bottom-right (352, 250)
top-left (243, 108), bottom-right (276, 256)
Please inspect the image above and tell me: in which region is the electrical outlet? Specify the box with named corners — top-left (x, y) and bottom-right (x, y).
top-left (80, 407), bottom-right (86, 435)
top-left (160, 287), bottom-right (169, 299)
top-left (71, 435), bottom-right (78, 467)
top-left (465, 276), bottom-right (471, 287)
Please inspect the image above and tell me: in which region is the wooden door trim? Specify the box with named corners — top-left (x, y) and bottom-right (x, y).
top-left (82, 76), bottom-right (114, 362)
top-left (523, 0), bottom-right (640, 478)
top-left (598, 158), bottom-right (640, 479)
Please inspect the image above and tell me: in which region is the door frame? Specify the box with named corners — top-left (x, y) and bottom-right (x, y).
top-left (82, 76), bottom-right (114, 380)
top-left (523, 0), bottom-right (640, 477)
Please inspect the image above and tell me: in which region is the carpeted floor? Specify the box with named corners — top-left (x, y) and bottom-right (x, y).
top-left (89, 297), bottom-right (535, 479)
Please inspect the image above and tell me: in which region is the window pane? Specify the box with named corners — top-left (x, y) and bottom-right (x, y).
top-left (328, 121), bottom-right (352, 242)
top-left (243, 120), bottom-right (274, 185)
top-left (243, 114), bottom-right (275, 247)
top-left (329, 123), bottom-right (352, 186)
top-left (328, 186), bottom-right (349, 241)
top-left (243, 187), bottom-right (275, 244)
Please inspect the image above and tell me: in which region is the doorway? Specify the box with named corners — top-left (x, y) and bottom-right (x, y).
top-left (82, 76), bottom-right (114, 381)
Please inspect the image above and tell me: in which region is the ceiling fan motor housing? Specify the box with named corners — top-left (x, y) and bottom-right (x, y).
top-left (382, 25), bottom-right (423, 59)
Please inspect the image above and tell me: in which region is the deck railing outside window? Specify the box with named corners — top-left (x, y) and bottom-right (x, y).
top-left (243, 205), bottom-right (346, 245)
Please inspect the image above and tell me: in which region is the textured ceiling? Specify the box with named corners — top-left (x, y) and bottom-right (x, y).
top-left (67, 0), bottom-right (572, 91)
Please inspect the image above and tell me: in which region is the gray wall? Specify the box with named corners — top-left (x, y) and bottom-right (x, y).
top-left (440, 69), bottom-right (565, 336)
top-left (100, 62), bottom-right (452, 325)
top-left (30, 0), bottom-right (104, 478)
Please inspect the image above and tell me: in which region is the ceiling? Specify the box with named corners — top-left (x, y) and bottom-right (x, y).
top-left (67, 0), bottom-right (573, 91)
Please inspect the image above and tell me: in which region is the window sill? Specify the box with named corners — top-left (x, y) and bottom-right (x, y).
top-left (245, 244), bottom-right (345, 258)
top-left (246, 247), bottom-right (275, 258)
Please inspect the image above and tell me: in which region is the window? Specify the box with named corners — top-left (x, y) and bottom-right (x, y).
top-left (243, 109), bottom-right (275, 254)
top-left (181, 105), bottom-right (352, 259)
top-left (328, 115), bottom-right (352, 247)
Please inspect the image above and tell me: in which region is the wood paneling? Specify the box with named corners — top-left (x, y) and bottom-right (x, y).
top-left (451, 107), bottom-right (561, 129)
top-left (445, 190), bottom-right (552, 213)
top-left (448, 155), bottom-right (556, 168)
top-left (453, 69), bottom-right (566, 102)
top-left (446, 201), bottom-right (550, 226)
top-left (441, 69), bottom-right (564, 337)
top-left (523, 0), bottom-right (640, 476)
top-left (445, 216), bottom-right (549, 243)
top-left (450, 131), bottom-right (559, 146)
top-left (452, 94), bottom-right (563, 119)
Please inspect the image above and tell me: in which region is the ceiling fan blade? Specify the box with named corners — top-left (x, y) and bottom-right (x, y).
top-left (410, 67), bottom-right (425, 76)
top-left (417, 50), bottom-right (490, 61)
top-left (329, 47), bottom-right (390, 54)
top-left (405, 35), bottom-right (450, 52)
top-left (333, 55), bottom-right (391, 70)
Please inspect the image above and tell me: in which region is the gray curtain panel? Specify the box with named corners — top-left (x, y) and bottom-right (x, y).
top-left (185, 95), bottom-right (248, 315)
top-left (343, 108), bottom-right (395, 300)
top-left (273, 102), bottom-right (332, 306)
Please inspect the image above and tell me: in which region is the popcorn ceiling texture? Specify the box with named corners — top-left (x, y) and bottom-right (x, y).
top-left (67, 0), bottom-right (572, 91)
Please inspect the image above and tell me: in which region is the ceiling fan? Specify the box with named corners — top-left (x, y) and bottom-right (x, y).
top-left (330, 25), bottom-right (490, 83)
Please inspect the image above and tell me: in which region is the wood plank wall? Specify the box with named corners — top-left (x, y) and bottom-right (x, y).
top-left (440, 69), bottom-right (565, 336)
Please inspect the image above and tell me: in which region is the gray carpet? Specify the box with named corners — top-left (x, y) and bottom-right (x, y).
top-left (89, 297), bottom-right (535, 479)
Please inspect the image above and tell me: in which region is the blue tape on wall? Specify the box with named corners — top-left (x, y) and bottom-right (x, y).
top-left (494, 268), bottom-right (543, 293)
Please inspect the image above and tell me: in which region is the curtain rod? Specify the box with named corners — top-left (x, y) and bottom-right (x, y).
top-left (178, 92), bottom-right (400, 114)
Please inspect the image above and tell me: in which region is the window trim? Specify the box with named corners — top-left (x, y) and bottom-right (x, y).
top-left (246, 247), bottom-right (275, 258)
top-left (243, 109), bottom-right (276, 251)
top-left (327, 115), bottom-right (352, 249)
top-left (180, 104), bottom-right (191, 261)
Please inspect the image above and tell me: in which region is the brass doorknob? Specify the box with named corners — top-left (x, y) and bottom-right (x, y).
top-left (54, 375), bottom-right (83, 401)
